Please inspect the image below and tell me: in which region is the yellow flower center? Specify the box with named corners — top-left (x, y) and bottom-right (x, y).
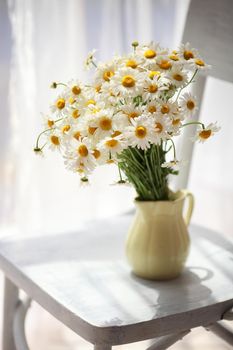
top-left (73, 131), bottom-right (81, 140)
top-left (161, 105), bottom-right (170, 114)
top-left (72, 85), bottom-right (81, 95)
top-left (195, 59), bottom-right (205, 66)
top-left (144, 49), bottom-right (156, 59)
top-left (106, 159), bottom-right (115, 164)
top-left (47, 119), bottom-right (54, 128)
top-left (111, 130), bottom-right (122, 137)
top-left (148, 105), bottom-right (157, 113)
top-left (56, 98), bottom-right (65, 109)
top-left (135, 126), bottom-right (147, 138)
top-left (173, 73), bottom-right (183, 81)
top-left (95, 85), bottom-right (101, 93)
top-left (50, 135), bottom-right (60, 145)
top-left (88, 126), bottom-right (97, 135)
top-left (62, 125), bottom-right (71, 133)
top-left (172, 118), bottom-right (181, 126)
top-left (158, 60), bottom-right (172, 70)
top-left (105, 139), bottom-right (118, 148)
top-left (184, 50), bottom-right (194, 60)
top-left (103, 70), bottom-right (114, 82)
top-left (69, 97), bottom-right (76, 104)
top-left (148, 71), bottom-right (160, 79)
top-left (78, 144), bottom-right (88, 157)
top-left (155, 122), bottom-right (163, 133)
top-left (187, 100), bottom-right (195, 110)
top-left (93, 149), bottom-right (101, 159)
top-left (126, 60), bottom-right (138, 69)
top-left (169, 54), bottom-right (179, 61)
top-left (148, 84), bottom-right (158, 93)
top-left (128, 111), bottom-right (139, 119)
top-left (122, 75), bottom-right (136, 88)
top-left (86, 99), bottom-right (96, 106)
top-left (199, 129), bottom-right (212, 139)
top-left (72, 109), bottom-right (80, 119)
top-left (99, 117), bottom-right (112, 131)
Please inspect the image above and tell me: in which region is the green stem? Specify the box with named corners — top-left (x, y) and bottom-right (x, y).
top-left (181, 121), bottom-right (205, 129)
top-left (175, 69), bottom-right (198, 101)
top-left (35, 128), bottom-right (52, 149)
top-left (56, 82), bottom-right (67, 87)
top-left (91, 60), bottom-right (97, 68)
top-left (168, 138), bottom-right (177, 160)
top-left (118, 164), bottom-right (123, 182)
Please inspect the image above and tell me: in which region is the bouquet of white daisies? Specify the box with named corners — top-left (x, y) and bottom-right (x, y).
top-left (34, 41), bottom-right (220, 201)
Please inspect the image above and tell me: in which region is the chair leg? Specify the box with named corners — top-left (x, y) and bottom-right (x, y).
top-left (94, 345), bottom-right (112, 350)
top-left (2, 277), bottom-right (19, 350)
top-left (205, 322), bottom-right (233, 346)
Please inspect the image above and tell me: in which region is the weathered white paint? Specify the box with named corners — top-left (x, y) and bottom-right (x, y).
top-left (94, 345), bottom-right (112, 350)
top-left (146, 330), bottom-right (190, 350)
top-left (2, 278), bottom-right (18, 350)
top-left (183, 0), bottom-right (233, 83)
top-left (175, 0), bottom-right (233, 190)
top-left (224, 307), bottom-right (233, 321)
top-left (206, 322), bottom-right (233, 346)
top-left (0, 214), bottom-right (233, 346)
top-left (174, 74), bottom-right (207, 190)
top-left (13, 297), bottom-right (31, 350)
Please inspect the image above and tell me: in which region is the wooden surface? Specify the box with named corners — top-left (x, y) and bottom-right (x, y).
top-left (0, 213), bottom-right (233, 346)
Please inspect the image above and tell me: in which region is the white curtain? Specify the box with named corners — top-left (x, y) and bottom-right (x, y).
top-left (1, 0), bottom-right (189, 234)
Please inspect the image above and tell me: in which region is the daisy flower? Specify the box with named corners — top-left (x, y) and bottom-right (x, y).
top-left (84, 109), bottom-right (118, 141)
top-left (42, 114), bottom-right (56, 129)
top-left (142, 75), bottom-right (167, 101)
top-left (98, 134), bottom-right (126, 156)
top-left (158, 100), bottom-right (179, 118)
top-left (84, 49), bottom-right (97, 70)
top-left (121, 103), bottom-right (143, 122)
top-left (144, 101), bottom-right (160, 115)
top-left (50, 93), bottom-right (68, 116)
top-left (136, 42), bottom-right (162, 63)
top-left (168, 50), bottom-right (181, 63)
top-left (190, 57), bottom-right (211, 72)
top-left (161, 159), bottom-right (184, 170)
top-left (124, 115), bottom-right (154, 150)
top-left (151, 115), bottom-right (171, 143)
top-left (90, 148), bottom-right (108, 165)
top-left (94, 62), bottom-right (116, 85)
top-left (120, 54), bottom-right (144, 70)
top-left (47, 132), bottom-right (62, 152)
top-left (110, 67), bottom-right (144, 97)
top-left (156, 55), bottom-right (173, 71)
top-left (180, 93), bottom-right (198, 117)
top-left (64, 138), bottom-right (96, 175)
top-left (194, 123), bottom-right (220, 143)
top-left (67, 105), bottom-right (82, 121)
top-left (167, 65), bottom-right (188, 88)
top-left (178, 42), bottom-right (199, 62)
top-left (170, 113), bottom-right (185, 135)
top-left (66, 80), bottom-right (84, 101)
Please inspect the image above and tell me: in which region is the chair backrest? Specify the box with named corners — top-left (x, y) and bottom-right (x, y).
top-left (173, 0), bottom-right (233, 190)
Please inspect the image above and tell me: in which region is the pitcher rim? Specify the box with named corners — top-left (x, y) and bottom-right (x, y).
top-left (135, 189), bottom-right (188, 204)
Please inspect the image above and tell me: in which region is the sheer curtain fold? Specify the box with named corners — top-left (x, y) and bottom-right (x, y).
top-left (3, 0), bottom-right (183, 234)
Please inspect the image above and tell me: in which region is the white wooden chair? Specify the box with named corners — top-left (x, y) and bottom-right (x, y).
top-left (1, 1), bottom-right (233, 349)
top-left (175, 0), bottom-right (233, 189)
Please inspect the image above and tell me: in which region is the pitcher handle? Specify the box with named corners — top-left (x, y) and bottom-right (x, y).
top-left (183, 190), bottom-right (194, 226)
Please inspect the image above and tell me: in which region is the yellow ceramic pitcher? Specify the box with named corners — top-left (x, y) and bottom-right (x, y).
top-left (126, 190), bottom-right (194, 280)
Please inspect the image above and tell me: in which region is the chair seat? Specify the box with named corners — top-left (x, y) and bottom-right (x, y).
top-left (0, 214), bottom-right (232, 346)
